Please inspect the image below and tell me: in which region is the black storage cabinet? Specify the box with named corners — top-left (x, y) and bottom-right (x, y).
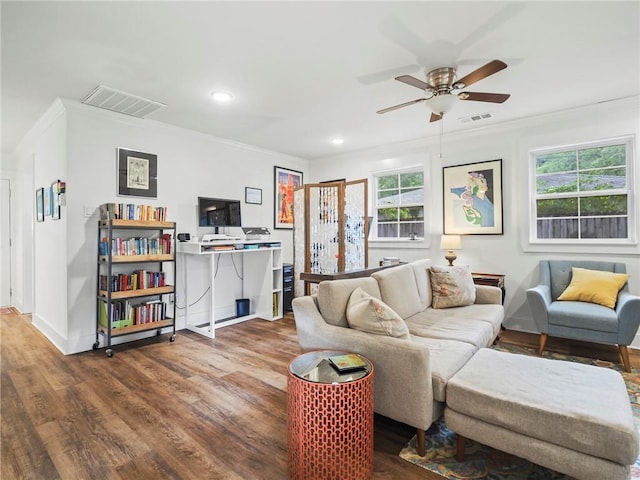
top-left (283, 263), bottom-right (294, 312)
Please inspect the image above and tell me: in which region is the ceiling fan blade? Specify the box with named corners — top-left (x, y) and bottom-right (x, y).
top-left (377, 98), bottom-right (426, 114)
top-left (459, 92), bottom-right (510, 103)
top-left (430, 112), bottom-right (442, 123)
top-left (455, 60), bottom-right (507, 88)
top-left (395, 75), bottom-right (429, 90)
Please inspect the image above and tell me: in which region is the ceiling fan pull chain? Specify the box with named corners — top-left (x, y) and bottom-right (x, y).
top-left (439, 118), bottom-right (444, 159)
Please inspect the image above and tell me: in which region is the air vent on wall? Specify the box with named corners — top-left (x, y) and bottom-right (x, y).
top-left (459, 112), bottom-right (493, 124)
top-left (81, 85), bottom-right (167, 118)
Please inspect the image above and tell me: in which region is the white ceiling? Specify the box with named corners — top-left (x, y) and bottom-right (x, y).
top-left (2, 1), bottom-right (639, 161)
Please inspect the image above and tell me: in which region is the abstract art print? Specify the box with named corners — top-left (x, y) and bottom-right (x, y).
top-left (274, 166), bottom-right (303, 229)
top-left (443, 159), bottom-right (503, 235)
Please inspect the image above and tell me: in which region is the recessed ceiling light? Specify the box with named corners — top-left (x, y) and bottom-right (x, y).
top-left (211, 91), bottom-right (233, 102)
top-left (331, 138), bottom-right (344, 145)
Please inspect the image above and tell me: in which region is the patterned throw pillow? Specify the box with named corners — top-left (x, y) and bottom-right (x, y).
top-left (346, 287), bottom-right (411, 339)
top-left (429, 265), bottom-right (476, 309)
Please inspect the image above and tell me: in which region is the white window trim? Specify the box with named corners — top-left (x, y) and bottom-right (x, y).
top-left (369, 165), bottom-right (429, 245)
top-left (528, 134), bottom-right (637, 246)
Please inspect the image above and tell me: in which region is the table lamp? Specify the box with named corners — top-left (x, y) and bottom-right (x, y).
top-left (440, 234), bottom-right (462, 266)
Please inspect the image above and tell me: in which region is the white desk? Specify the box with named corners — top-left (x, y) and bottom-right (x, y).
top-left (177, 240), bottom-right (283, 338)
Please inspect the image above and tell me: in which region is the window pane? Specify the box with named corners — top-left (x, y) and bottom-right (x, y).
top-left (377, 207), bottom-right (397, 221)
top-left (536, 173), bottom-right (578, 194)
top-left (377, 175), bottom-right (398, 190)
top-left (400, 222), bottom-right (424, 237)
top-left (578, 167), bottom-right (626, 191)
top-left (580, 217), bottom-right (627, 238)
top-left (578, 145), bottom-right (626, 169)
top-left (580, 195), bottom-right (627, 216)
top-left (377, 223), bottom-right (397, 237)
top-left (377, 190), bottom-right (399, 204)
top-left (536, 151), bottom-right (577, 174)
top-left (399, 206), bottom-right (424, 221)
top-left (399, 172), bottom-right (423, 188)
top-left (536, 198), bottom-right (578, 217)
top-left (537, 218), bottom-right (579, 238)
top-left (399, 187), bottom-right (423, 205)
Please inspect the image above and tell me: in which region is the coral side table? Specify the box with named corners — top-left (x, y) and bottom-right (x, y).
top-left (287, 350), bottom-right (374, 480)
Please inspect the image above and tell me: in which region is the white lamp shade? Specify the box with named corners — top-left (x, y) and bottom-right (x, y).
top-left (440, 234), bottom-right (462, 250)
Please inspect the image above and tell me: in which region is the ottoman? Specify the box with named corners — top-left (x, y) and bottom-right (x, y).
top-left (445, 348), bottom-right (638, 480)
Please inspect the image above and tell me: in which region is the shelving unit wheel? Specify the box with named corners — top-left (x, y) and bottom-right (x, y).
top-left (170, 334), bottom-right (176, 342)
top-left (92, 341), bottom-right (99, 350)
top-left (106, 349), bottom-right (113, 358)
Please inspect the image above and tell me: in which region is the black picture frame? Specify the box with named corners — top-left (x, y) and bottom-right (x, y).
top-left (117, 148), bottom-right (157, 198)
top-left (245, 187), bottom-right (262, 205)
top-left (443, 159), bottom-right (503, 235)
top-left (274, 166), bottom-right (303, 229)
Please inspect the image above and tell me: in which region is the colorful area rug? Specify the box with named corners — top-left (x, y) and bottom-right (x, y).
top-left (399, 343), bottom-right (640, 479)
top-left (0, 307), bottom-right (13, 315)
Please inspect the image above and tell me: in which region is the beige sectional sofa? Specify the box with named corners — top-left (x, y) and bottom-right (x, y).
top-left (291, 259), bottom-right (504, 455)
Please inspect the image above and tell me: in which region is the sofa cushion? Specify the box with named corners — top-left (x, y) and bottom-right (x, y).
top-left (405, 304), bottom-right (503, 348)
top-left (318, 277), bottom-right (381, 327)
top-left (410, 259), bottom-right (433, 311)
top-left (372, 264), bottom-right (422, 319)
top-left (411, 336), bottom-right (475, 402)
top-left (548, 300), bottom-right (619, 333)
top-left (346, 287), bottom-right (410, 339)
top-left (429, 265), bottom-right (476, 309)
top-left (557, 267), bottom-right (628, 308)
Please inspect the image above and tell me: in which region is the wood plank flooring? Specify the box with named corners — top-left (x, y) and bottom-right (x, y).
top-left (1, 310), bottom-right (637, 479)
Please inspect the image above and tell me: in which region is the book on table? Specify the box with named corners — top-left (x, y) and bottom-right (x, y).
top-left (328, 353), bottom-right (368, 373)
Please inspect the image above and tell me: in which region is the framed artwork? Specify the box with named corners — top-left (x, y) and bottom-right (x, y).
top-left (44, 186), bottom-right (52, 217)
top-left (117, 148), bottom-right (157, 198)
top-left (35, 188), bottom-right (44, 222)
top-left (51, 180), bottom-right (60, 220)
top-left (443, 159), bottom-right (503, 235)
top-left (274, 166), bottom-right (303, 229)
top-left (245, 187), bottom-right (262, 205)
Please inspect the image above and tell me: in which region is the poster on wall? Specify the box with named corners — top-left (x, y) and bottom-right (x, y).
top-left (35, 188), bottom-right (44, 222)
top-left (443, 159), bottom-right (503, 235)
top-left (117, 148), bottom-right (158, 198)
top-left (44, 186), bottom-right (52, 217)
top-left (274, 166), bottom-right (303, 229)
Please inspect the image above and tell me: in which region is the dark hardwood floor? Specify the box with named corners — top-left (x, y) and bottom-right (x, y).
top-left (1, 310), bottom-right (637, 479)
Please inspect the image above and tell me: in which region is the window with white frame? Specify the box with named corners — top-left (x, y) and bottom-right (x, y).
top-left (374, 168), bottom-right (425, 239)
top-left (530, 136), bottom-right (634, 242)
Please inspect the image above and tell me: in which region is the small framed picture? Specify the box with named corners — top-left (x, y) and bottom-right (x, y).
top-left (35, 188), bottom-right (44, 222)
top-left (117, 148), bottom-right (158, 198)
top-left (44, 186), bottom-right (52, 216)
top-left (245, 187), bottom-right (262, 205)
top-left (51, 180), bottom-right (60, 220)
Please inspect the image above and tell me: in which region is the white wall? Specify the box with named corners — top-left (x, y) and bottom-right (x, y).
top-left (308, 96), bottom-right (640, 345)
top-left (11, 98), bottom-right (307, 354)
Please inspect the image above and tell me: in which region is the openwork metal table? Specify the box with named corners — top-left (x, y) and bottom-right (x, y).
top-left (287, 350), bottom-right (374, 480)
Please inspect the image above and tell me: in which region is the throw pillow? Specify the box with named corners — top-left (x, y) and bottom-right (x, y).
top-left (346, 287), bottom-right (410, 339)
top-left (429, 265), bottom-right (476, 309)
top-left (557, 267), bottom-right (628, 308)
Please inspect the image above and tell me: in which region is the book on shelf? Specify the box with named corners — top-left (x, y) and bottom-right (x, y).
top-left (99, 298), bottom-right (168, 328)
top-left (99, 234), bottom-right (172, 257)
top-left (328, 353), bottom-right (368, 373)
top-left (100, 270), bottom-right (166, 292)
top-left (100, 203), bottom-right (168, 222)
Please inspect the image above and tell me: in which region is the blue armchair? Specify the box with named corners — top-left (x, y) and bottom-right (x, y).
top-left (526, 260), bottom-right (640, 372)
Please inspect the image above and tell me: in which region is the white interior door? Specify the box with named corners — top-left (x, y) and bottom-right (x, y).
top-left (1, 178), bottom-right (11, 307)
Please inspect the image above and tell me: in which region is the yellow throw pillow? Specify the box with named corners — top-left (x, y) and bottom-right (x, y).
top-left (557, 267), bottom-right (628, 308)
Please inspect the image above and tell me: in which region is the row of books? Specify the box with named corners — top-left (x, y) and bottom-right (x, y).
top-left (100, 270), bottom-right (166, 292)
top-left (99, 299), bottom-right (169, 329)
top-left (100, 203), bottom-right (168, 222)
top-left (99, 234), bottom-right (172, 256)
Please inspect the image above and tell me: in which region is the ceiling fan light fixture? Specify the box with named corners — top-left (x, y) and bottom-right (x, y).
top-left (427, 94), bottom-right (458, 115)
